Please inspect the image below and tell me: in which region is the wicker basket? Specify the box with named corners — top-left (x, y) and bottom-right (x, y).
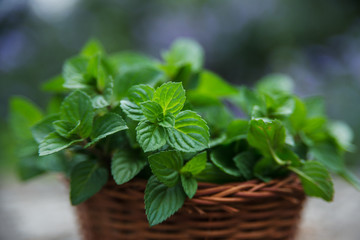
top-left (75, 174), bottom-right (305, 240)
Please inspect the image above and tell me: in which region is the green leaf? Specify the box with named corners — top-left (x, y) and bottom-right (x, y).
top-left (181, 175), bottom-right (197, 198)
top-left (136, 121), bottom-right (166, 152)
top-left (39, 132), bottom-right (82, 156)
top-left (120, 100), bottom-right (146, 121)
top-left (53, 120), bottom-right (81, 138)
top-left (288, 97), bottom-right (307, 132)
top-left (162, 38), bottom-right (203, 74)
top-left (309, 142), bottom-right (344, 172)
top-left (38, 153), bottom-right (67, 172)
top-left (60, 91), bottom-right (94, 138)
top-left (140, 101), bottom-right (163, 123)
top-left (86, 113), bottom-right (128, 147)
top-left (229, 86), bottom-right (266, 116)
top-left (108, 52), bottom-right (157, 74)
top-left (148, 151), bottom-right (183, 187)
top-left (210, 145), bottom-right (241, 177)
top-left (63, 56), bottom-right (91, 89)
top-left (9, 97), bottom-right (43, 140)
top-left (41, 75), bottom-right (67, 93)
top-left (153, 82), bottom-right (186, 116)
top-left (328, 121), bottom-right (355, 151)
top-left (305, 96), bottom-right (325, 118)
top-left (92, 95), bottom-right (109, 109)
top-left (289, 161), bottom-right (334, 201)
top-left (70, 160), bottom-right (109, 205)
top-left (256, 74), bottom-right (294, 96)
top-left (195, 162), bottom-right (239, 184)
top-left (233, 151), bottom-right (257, 180)
top-left (111, 149), bottom-right (147, 185)
top-left (224, 119), bottom-right (248, 144)
top-left (192, 70), bottom-right (237, 98)
top-left (17, 155), bottom-right (44, 181)
top-left (114, 65), bottom-right (165, 100)
top-left (167, 110), bottom-right (209, 152)
top-left (159, 112), bottom-right (175, 128)
top-left (181, 151), bottom-right (207, 176)
top-left (145, 176), bottom-right (186, 226)
top-left (128, 84), bottom-right (155, 105)
top-left (31, 114), bottom-right (59, 143)
top-left (339, 170), bottom-right (360, 191)
top-left (247, 119), bottom-right (286, 158)
top-left (80, 39), bottom-right (105, 57)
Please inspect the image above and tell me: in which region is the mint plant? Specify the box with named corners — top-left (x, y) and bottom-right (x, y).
top-left (9, 39), bottom-right (360, 227)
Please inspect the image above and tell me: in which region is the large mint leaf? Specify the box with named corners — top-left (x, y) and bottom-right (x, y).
top-left (148, 151), bottom-right (183, 187)
top-left (162, 38), bottom-right (203, 74)
top-left (63, 56), bottom-right (91, 89)
top-left (305, 96), bottom-right (325, 118)
top-left (39, 132), bottom-right (82, 156)
top-left (224, 119), bottom-right (248, 144)
top-left (288, 97), bottom-right (307, 132)
top-left (247, 119), bottom-right (286, 158)
top-left (136, 121), bottom-right (166, 152)
top-left (86, 113), bottom-right (128, 147)
top-left (60, 91), bottom-right (94, 138)
top-left (31, 114), bottom-right (59, 143)
top-left (145, 176), bottom-right (186, 226)
top-left (153, 82), bottom-right (186, 116)
top-left (128, 84), bottom-right (155, 104)
top-left (181, 151), bottom-right (207, 176)
top-left (195, 162), bottom-right (239, 184)
top-left (41, 75), bottom-right (67, 93)
top-left (181, 175), bottom-right (197, 199)
top-left (289, 161), bottom-right (334, 201)
top-left (140, 101), bottom-right (163, 123)
top-left (111, 149), bottom-right (147, 185)
top-left (70, 160), bottom-right (108, 205)
top-left (167, 110), bottom-right (209, 152)
top-left (210, 144), bottom-right (241, 177)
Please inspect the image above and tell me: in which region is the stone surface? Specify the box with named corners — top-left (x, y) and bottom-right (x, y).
top-left (0, 174), bottom-right (359, 240)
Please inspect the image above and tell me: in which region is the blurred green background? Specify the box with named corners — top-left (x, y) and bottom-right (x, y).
top-left (2, 0), bottom-right (360, 170)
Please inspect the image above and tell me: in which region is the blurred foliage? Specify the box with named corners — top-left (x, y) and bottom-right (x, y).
top-left (2, 0), bottom-right (360, 168)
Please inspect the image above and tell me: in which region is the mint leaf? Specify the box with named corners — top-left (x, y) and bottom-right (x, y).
top-left (305, 96), bottom-right (325, 118)
top-left (328, 121), bottom-right (355, 152)
top-left (60, 91), bottom-right (94, 138)
top-left (70, 160), bottom-right (108, 205)
top-left (162, 38), bottom-right (203, 74)
top-left (153, 82), bottom-right (186, 116)
top-left (39, 132), bottom-right (82, 156)
top-left (210, 144), bottom-right (241, 177)
top-left (289, 161), bottom-right (334, 201)
top-left (195, 162), bottom-right (239, 184)
top-left (167, 110), bottom-right (209, 152)
top-left (80, 39), bottom-right (105, 57)
top-left (114, 65), bottom-right (165, 100)
top-left (140, 101), bottom-right (163, 123)
top-left (31, 114), bottom-right (59, 143)
top-left (181, 175), bottom-right (197, 198)
top-left (86, 113), bottom-right (128, 147)
top-left (128, 84), bottom-right (155, 104)
top-left (256, 74), bottom-right (294, 96)
top-left (9, 96), bottom-right (43, 140)
top-left (192, 70), bottom-right (238, 98)
top-left (41, 75), bottom-right (67, 93)
top-left (145, 176), bottom-right (186, 226)
top-left (120, 100), bottom-right (146, 121)
top-left (159, 112), bottom-right (175, 128)
top-left (247, 119), bottom-right (286, 158)
top-left (224, 119), bottom-right (248, 144)
top-left (63, 56), bottom-right (91, 89)
top-left (53, 120), bottom-right (81, 138)
top-left (181, 151), bottom-right (207, 176)
top-left (233, 151), bottom-right (257, 180)
top-left (148, 150), bottom-right (183, 187)
top-left (288, 97), bottom-right (307, 132)
top-left (111, 149), bottom-right (147, 185)
top-left (136, 121), bottom-right (166, 152)
top-left (92, 95), bottom-right (109, 109)
top-left (230, 87), bottom-right (265, 116)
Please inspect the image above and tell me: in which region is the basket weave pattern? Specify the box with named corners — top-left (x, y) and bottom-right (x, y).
top-left (75, 174), bottom-right (305, 240)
